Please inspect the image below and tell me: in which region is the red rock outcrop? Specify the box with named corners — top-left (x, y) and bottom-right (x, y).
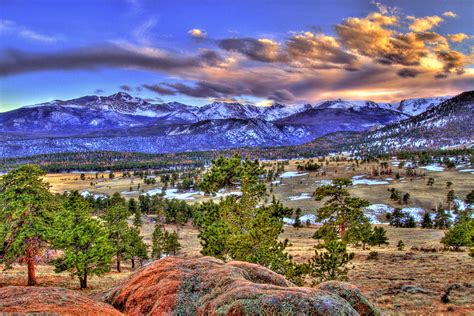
top-left (104, 256), bottom-right (379, 315)
top-left (0, 286), bottom-right (122, 315)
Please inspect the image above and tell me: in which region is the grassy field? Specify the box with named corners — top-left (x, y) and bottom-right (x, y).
top-left (2, 156), bottom-right (472, 314)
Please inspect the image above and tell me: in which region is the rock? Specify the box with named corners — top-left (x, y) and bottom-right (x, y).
top-left (0, 286), bottom-right (122, 315)
top-left (318, 281), bottom-right (380, 315)
top-left (104, 256), bottom-right (379, 315)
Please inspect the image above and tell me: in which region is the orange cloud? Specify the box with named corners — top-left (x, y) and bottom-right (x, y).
top-left (447, 33), bottom-right (469, 42)
top-left (409, 16), bottom-right (443, 32)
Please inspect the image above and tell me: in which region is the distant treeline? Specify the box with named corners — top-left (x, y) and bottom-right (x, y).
top-left (0, 145), bottom-right (472, 173)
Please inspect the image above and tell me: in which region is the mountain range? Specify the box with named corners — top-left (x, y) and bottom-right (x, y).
top-left (1, 91), bottom-right (470, 158)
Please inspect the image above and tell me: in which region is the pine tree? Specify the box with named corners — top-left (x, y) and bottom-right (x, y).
top-left (101, 203), bottom-right (132, 272)
top-left (369, 227), bottom-right (389, 247)
top-left (164, 231), bottom-right (181, 255)
top-left (466, 190), bottom-right (474, 205)
top-left (307, 240), bottom-right (354, 282)
top-left (421, 212), bottom-right (433, 228)
top-left (313, 178), bottom-right (369, 238)
top-left (151, 224), bottom-right (165, 259)
top-left (0, 165), bottom-right (55, 285)
top-left (441, 218), bottom-right (473, 250)
top-left (129, 198), bottom-right (142, 227)
top-left (195, 156), bottom-right (298, 280)
top-left (129, 227), bottom-right (148, 269)
top-left (293, 208), bottom-right (302, 228)
top-left (434, 209), bottom-right (452, 229)
top-left (343, 212), bottom-right (372, 250)
top-left (52, 191), bottom-right (114, 288)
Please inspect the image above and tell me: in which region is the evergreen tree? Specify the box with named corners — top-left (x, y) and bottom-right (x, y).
top-left (434, 209), bottom-right (453, 229)
top-left (52, 191), bottom-right (114, 288)
top-left (312, 225), bottom-right (338, 244)
top-left (307, 240), bottom-right (354, 282)
top-left (129, 227), bottom-right (148, 269)
top-left (129, 198), bottom-right (142, 227)
top-left (441, 218), bottom-right (473, 250)
top-left (405, 215), bottom-right (417, 228)
top-left (389, 208), bottom-right (405, 227)
top-left (421, 212), bottom-right (433, 228)
top-left (369, 227), bottom-right (389, 247)
top-left (194, 156), bottom-right (298, 280)
top-left (0, 165), bottom-right (55, 285)
top-left (163, 231), bottom-right (181, 255)
top-left (101, 203), bottom-right (132, 272)
top-left (343, 212), bottom-right (373, 250)
top-left (447, 190), bottom-right (455, 209)
top-left (466, 190), bottom-right (474, 205)
top-left (402, 193), bottom-right (410, 205)
top-left (151, 224), bottom-right (165, 259)
top-left (293, 208), bottom-right (302, 228)
top-left (313, 178), bottom-right (369, 238)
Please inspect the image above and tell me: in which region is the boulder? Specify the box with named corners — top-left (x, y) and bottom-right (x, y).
top-left (0, 286), bottom-right (122, 315)
top-left (104, 256), bottom-right (379, 315)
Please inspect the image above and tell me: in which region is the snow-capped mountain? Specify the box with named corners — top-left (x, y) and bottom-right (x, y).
top-left (397, 97), bottom-right (449, 116)
top-left (331, 91), bottom-right (474, 153)
top-left (0, 92), bottom-right (462, 158)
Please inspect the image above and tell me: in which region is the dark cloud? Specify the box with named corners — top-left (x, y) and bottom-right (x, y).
top-left (217, 38), bottom-right (283, 62)
top-left (268, 89), bottom-right (295, 103)
top-left (119, 84), bottom-right (132, 91)
top-left (93, 89), bottom-right (105, 94)
top-left (163, 81), bottom-right (238, 98)
top-left (397, 68), bottom-right (422, 78)
top-left (142, 84), bottom-right (176, 96)
top-left (0, 44), bottom-right (223, 77)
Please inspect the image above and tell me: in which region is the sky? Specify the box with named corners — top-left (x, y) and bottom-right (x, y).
top-left (0, 0), bottom-right (473, 111)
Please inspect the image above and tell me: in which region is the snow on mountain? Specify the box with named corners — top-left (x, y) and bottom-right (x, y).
top-left (1, 91), bottom-right (464, 158)
top-left (397, 97), bottom-right (449, 116)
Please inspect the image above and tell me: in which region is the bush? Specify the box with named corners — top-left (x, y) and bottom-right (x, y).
top-left (367, 251), bottom-right (379, 260)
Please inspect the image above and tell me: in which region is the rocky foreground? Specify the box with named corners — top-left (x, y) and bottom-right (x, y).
top-left (0, 256), bottom-right (379, 315)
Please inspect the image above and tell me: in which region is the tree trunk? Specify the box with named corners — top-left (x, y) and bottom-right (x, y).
top-left (339, 223), bottom-right (345, 239)
top-left (131, 257), bottom-right (135, 269)
top-left (79, 273), bottom-right (87, 289)
top-left (116, 253), bottom-right (121, 273)
top-left (27, 255), bottom-right (37, 286)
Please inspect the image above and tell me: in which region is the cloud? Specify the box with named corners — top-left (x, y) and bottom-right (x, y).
top-left (0, 43), bottom-right (223, 76)
top-left (217, 38), bottom-right (282, 62)
top-left (132, 17), bottom-right (158, 45)
top-left (336, 14), bottom-right (430, 66)
top-left (286, 32), bottom-right (359, 70)
top-left (120, 84), bottom-right (132, 91)
top-left (142, 84), bottom-right (176, 95)
top-left (0, 19), bottom-right (58, 43)
top-left (188, 28), bottom-right (207, 39)
top-left (447, 33), bottom-right (469, 42)
top-left (442, 11), bottom-right (457, 18)
top-left (397, 68), bottom-right (422, 78)
top-left (94, 89), bottom-right (105, 94)
top-left (409, 16), bottom-right (443, 32)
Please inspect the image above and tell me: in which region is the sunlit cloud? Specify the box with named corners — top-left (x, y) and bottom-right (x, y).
top-left (442, 11), bottom-right (457, 18)
top-left (188, 28), bottom-right (207, 39)
top-left (408, 16), bottom-right (443, 32)
top-left (447, 33), bottom-right (470, 42)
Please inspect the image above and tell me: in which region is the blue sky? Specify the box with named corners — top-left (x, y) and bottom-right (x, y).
top-left (0, 0), bottom-right (473, 111)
